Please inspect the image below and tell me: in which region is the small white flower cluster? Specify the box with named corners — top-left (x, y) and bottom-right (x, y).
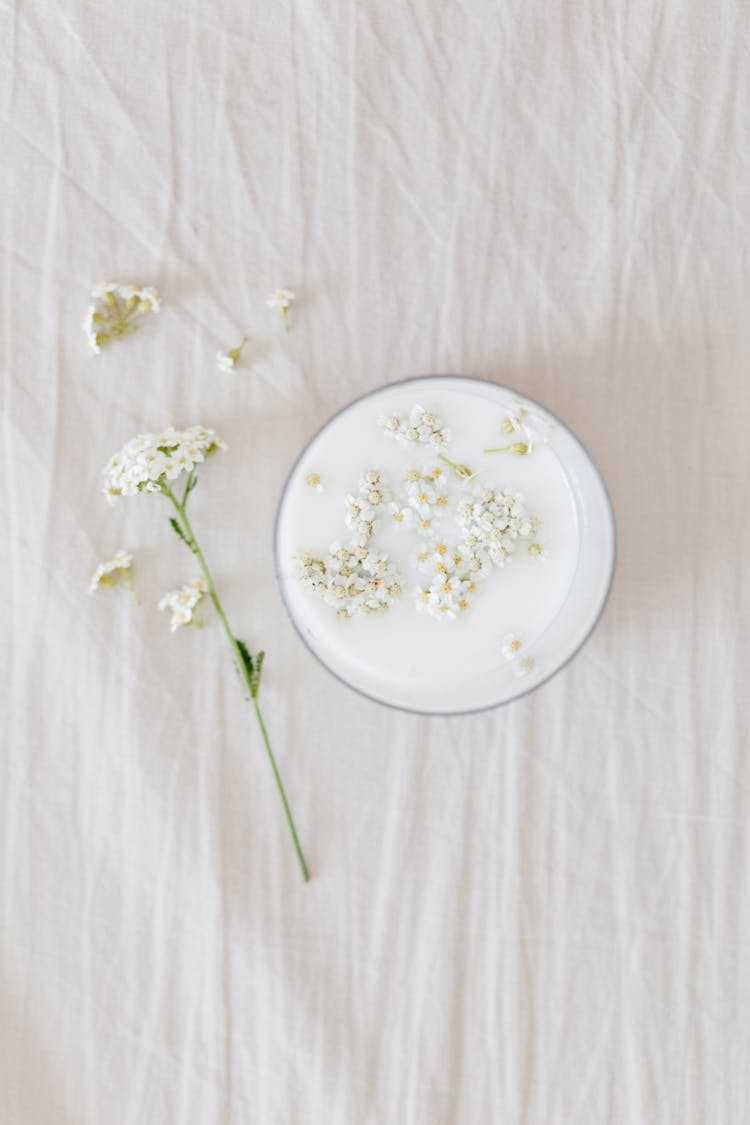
top-left (411, 538), bottom-right (478, 620)
top-left (297, 543), bottom-right (403, 619)
top-left (403, 473), bottom-right (539, 621)
top-left (297, 468), bottom-right (403, 618)
top-left (416, 571), bottom-right (477, 620)
top-left (344, 469), bottom-right (392, 546)
top-left (89, 549), bottom-right (134, 594)
top-left (378, 404), bottom-right (451, 449)
top-left (83, 283), bottom-right (161, 353)
top-left (158, 578), bottom-right (208, 632)
top-left (501, 633), bottom-right (536, 678)
top-left (402, 466), bottom-right (450, 536)
top-left (103, 425), bottom-right (226, 501)
top-left (306, 472), bottom-right (324, 493)
top-left (456, 485), bottom-right (536, 570)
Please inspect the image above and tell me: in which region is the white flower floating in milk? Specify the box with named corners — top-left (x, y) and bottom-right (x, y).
top-left (295, 404), bottom-right (548, 623)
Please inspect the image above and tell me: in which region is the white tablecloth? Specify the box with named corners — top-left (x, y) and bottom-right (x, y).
top-left (2, 2), bottom-right (749, 1121)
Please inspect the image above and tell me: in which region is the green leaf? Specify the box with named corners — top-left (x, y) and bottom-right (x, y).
top-left (235, 638), bottom-right (255, 683)
top-left (169, 517), bottom-right (191, 548)
top-left (253, 651), bottom-right (265, 698)
top-left (234, 641), bottom-right (265, 699)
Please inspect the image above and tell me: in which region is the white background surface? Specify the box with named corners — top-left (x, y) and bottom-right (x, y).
top-left (2, 2), bottom-right (749, 1122)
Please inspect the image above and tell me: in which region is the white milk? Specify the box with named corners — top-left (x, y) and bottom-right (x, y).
top-left (275, 377), bottom-right (581, 712)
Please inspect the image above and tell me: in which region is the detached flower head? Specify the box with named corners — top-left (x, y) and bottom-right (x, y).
top-left (102, 425), bottom-right (226, 501)
top-left (266, 289), bottom-right (296, 330)
top-left (500, 633), bottom-right (535, 677)
top-left (297, 542), bottom-right (403, 618)
top-left (83, 283), bottom-right (161, 353)
top-left (379, 404), bottom-right (451, 449)
top-left (501, 633), bottom-right (523, 660)
top-left (89, 549), bottom-right (136, 597)
top-left (500, 400), bottom-right (555, 445)
top-left (513, 656), bottom-right (536, 678)
top-left (216, 337), bottom-right (247, 372)
top-left (158, 578), bottom-right (208, 632)
top-left (457, 484), bottom-right (536, 569)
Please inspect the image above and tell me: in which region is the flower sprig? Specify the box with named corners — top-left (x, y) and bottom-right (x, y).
top-left (101, 426), bottom-right (310, 881)
top-left (83, 283), bottom-right (160, 353)
top-left (102, 425), bottom-right (225, 501)
top-left (379, 404), bottom-right (451, 449)
top-left (216, 337), bottom-right (247, 371)
top-left (485, 400), bottom-right (555, 456)
top-left (438, 453), bottom-right (474, 480)
top-left (266, 289), bottom-right (295, 330)
top-left (483, 440), bottom-right (532, 456)
top-left (89, 549), bottom-right (137, 599)
top-left (158, 577), bottom-right (207, 631)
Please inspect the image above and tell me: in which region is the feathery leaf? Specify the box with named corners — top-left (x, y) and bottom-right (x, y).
top-left (169, 517), bottom-right (191, 549)
top-left (235, 638), bottom-right (255, 683)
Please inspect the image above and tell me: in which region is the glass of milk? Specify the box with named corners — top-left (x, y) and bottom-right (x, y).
top-left (275, 376), bottom-right (615, 714)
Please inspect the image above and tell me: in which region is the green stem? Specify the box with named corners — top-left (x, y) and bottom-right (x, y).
top-left (437, 453), bottom-right (474, 480)
top-left (252, 696), bottom-right (310, 881)
top-left (483, 442), bottom-right (531, 455)
top-left (163, 484), bottom-right (310, 882)
top-left (122, 575), bottom-right (140, 605)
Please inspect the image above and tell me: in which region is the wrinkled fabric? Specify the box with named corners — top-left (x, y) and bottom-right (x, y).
top-left (1, 1), bottom-right (749, 1121)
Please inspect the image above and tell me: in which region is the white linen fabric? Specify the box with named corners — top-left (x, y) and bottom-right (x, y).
top-left (2, 1), bottom-right (749, 1121)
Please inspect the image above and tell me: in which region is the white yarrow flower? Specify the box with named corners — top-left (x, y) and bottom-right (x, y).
top-left (388, 501), bottom-right (414, 529)
top-left (513, 656), bottom-right (536, 678)
top-left (296, 541), bottom-right (403, 618)
top-left (378, 403), bottom-right (451, 448)
top-left (89, 549), bottom-right (136, 597)
top-left (501, 633), bottom-right (523, 660)
top-left (267, 289), bottom-right (296, 330)
top-left (102, 425), bottom-right (226, 501)
top-left (216, 337), bottom-right (247, 372)
top-left (83, 282), bottom-right (161, 353)
top-left (158, 577), bottom-right (208, 632)
top-left (266, 288), bottom-right (295, 310)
